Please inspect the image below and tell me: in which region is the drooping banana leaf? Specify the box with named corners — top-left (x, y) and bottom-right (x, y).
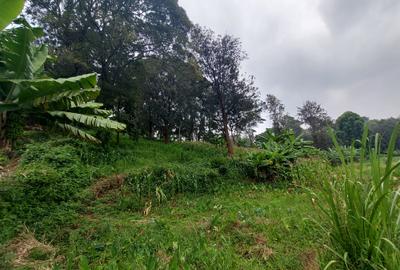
top-left (49, 111), bottom-right (126, 131)
top-left (70, 102), bottom-right (113, 116)
top-left (57, 122), bottom-right (101, 144)
top-left (0, 16), bottom-right (127, 144)
top-left (6, 73), bottom-right (99, 102)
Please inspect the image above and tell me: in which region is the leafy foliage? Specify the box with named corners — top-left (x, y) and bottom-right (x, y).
top-left (0, 18), bottom-right (125, 144)
top-left (245, 130), bottom-right (314, 182)
top-left (0, 140), bottom-right (93, 241)
top-left (265, 94), bottom-right (285, 134)
top-left (298, 100), bottom-right (332, 149)
top-left (121, 166), bottom-right (221, 210)
top-left (335, 111), bottom-right (365, 146)
top-left (0, 0), bottom-right (25, 30)
top-left (191, 26), bottom-right (263, 155)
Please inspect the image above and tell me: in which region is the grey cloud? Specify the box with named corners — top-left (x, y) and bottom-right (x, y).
top-left (179, 0), bottom-right (400, 131)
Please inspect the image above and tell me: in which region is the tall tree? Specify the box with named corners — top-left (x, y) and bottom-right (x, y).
top-left (281, 115), bottom-right (303, 136)
top-left (139, 57), bottom-right (203, 143)
top-left (191, 26), bottom-right (263, 156)
top-left (265, 94), bottom-right (285, 134)
top-left (335, 111), bottom-right (365, 146)
top-left (227, 76), bottom-right (264, 139)
top-left (297, 101), bottom-right (332, 149)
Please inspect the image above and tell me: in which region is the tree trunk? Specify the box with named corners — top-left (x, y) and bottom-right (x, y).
top-left (148, 122), bottom-right (154, 139)
top-left (222, 111), bottom-right (234, 157)
top-left (178, 124), bottom-right (182, 142)
top-left (217, 92), bottom-right (234, 157)
top-left (162, 126), bottom-right (170, 144)
top-left (0, 112), bottom-right (10, 150)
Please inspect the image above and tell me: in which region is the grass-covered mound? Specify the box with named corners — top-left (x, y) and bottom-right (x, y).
top-left (0, 132), bottom-right (327, 269)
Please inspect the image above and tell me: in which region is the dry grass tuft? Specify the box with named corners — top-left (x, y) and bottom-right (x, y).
top-left (156, 250), bottom-right (172, 266)
top-left (0, 158), bottom-right (20, 179)
top-left (4, 228), bottom-right (61, 269)
top-left (300, 250), bottom-right (319, 270)
top-left (92, 174), bottom-right (127, 198)
top-left (242, 245), bottom-right (274, 262)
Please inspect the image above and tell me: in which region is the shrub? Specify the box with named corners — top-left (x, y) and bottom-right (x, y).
top-left (210, 157), bottom-right (229, 176)
top-left (4, 112), bottom-right (24, 148)
top-left (324, 146), bottom-right (361, 166)
top-left (244, 130), bottom-right (315, 182)
top-left (0, 139), bottom-right (94, 241)
top-left (0, 150), bottom-right (9, 166)
top-left (316, 125), bottom-right (400, 269)
top-left (17, 164), bottom-right (91, 204)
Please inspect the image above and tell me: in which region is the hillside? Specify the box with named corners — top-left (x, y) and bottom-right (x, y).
top-left (0, 133), bottom-right (325, 269)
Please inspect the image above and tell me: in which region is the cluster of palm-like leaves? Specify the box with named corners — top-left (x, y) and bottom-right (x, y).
top-left (0, 14), bottom-right (125, 143)
top-left (247, 130), bottom-right (315, 181)
top-left (317, 125), bottom-right (400, 270)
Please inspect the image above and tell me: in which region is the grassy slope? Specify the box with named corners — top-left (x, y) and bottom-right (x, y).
top-left (0, 134), bottom-right (326, 269)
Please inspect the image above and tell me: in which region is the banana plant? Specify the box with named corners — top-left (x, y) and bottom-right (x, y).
top-left (0, 7), bottom-right (125, 146)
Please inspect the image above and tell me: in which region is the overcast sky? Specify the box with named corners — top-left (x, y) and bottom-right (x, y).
top-left (179, 0), bottom-right (400, 132)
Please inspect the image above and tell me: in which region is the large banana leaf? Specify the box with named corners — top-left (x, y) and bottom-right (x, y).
top-left (48, 111), bottom-right (126, 131)
top-left (0, 74), bottom-right (100, 112)
top-left (0, 16), bottom-right (127, 144)
top-left (57, 123), bottom-right (101, 144)
top-left (0, 20), bottom-right (44, 80)
top-left (0, 0), bottom-right (25, 30)
top-left (71, 102), bottom-right (113, 116)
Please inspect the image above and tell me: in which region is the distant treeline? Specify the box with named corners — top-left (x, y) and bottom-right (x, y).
top-left (261, 95), bottom-right (400, 151)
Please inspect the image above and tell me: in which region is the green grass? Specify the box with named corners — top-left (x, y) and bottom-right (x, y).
top-left (62, 184), bottom-right (324, 269)
top-left (1, 132), bottom-right (328, 269)
top-left (316, 127), bottom-right (400, 270)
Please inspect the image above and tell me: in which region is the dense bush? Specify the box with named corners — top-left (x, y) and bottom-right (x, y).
top-left (244, 130), bottom-right (315, 182)
top-left (0, 139), bottom-right (94, 241)
top-left (210, 157), bottom-right (230, 176)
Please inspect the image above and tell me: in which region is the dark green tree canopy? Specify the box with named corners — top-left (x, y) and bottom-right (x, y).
top-left (335, 111), bottom-right (365, 146)
top-left (298, 101), bottom-right (332, 149)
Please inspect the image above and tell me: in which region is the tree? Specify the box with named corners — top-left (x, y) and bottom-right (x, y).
top-left (335, 111), bottom-right (365, 146)
top-left (368, 118), bottom-right (400, 151)
top-left (281, 115), bottom-right (303, 137)
top-left (27, 0), bottom-right (192, 131)
top-left (265, 94), bottom-right (285, 134)
top-left (226, 76), bottom-right (264, 139)
top-left (0, 15), bottom-right (125, 148)
top-left (191, 26), bottom-right (263, 156)
top-left (297, 101), bottom-right (332, 149)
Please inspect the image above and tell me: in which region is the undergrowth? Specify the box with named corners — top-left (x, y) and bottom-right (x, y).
top-left (0, 131), bottom-right (328, 269)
